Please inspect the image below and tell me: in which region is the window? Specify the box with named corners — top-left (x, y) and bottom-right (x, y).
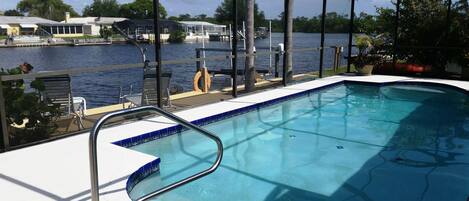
top-left (76, 26), bottom-right (83, 34)
top-left (64, 26), bottom-right (70, 34)
top-left (20, 28), bottom-right (34, 35)
top-left (52, 26), bottom-right (58, 34)
top-left (58, 26), bottom-right (64, 34)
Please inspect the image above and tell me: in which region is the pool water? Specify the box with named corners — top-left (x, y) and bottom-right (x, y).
top-left (129, 83), bottom-right (469, 201)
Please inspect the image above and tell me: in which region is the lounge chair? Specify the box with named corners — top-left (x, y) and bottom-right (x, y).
top-left (122, 71), bottom-right (172, 108)
top-left (37, 75), bottom-right (86, 130)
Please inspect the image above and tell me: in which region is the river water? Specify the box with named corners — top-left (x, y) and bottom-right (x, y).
top-left (0, 33), bottom-right (352, 108)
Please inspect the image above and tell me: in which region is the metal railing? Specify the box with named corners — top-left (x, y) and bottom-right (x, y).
top-left (89, 105), bottom-right (224, 201)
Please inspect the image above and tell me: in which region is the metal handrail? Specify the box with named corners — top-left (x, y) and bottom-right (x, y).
top-left (89, 106), bottom-right (224, 201)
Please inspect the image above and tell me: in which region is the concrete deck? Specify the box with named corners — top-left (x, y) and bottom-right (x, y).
top-left (1, 75), bottom-right (469, 201)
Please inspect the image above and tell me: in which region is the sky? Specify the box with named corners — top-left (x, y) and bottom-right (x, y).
top-left (0, 0), bottom-right (393, 19)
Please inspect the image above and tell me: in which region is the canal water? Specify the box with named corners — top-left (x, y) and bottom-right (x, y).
top-left (0, 33), bottom-right (351, 108)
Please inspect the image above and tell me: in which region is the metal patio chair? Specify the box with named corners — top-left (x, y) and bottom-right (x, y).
top-left (122, 71), bottom-right (172, 108)
top-left (37, 75), bottom-right (86, 130)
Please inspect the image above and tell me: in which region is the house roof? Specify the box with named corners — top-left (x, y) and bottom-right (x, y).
top-left (38, 23), bottom-right (85, 26)
top-left (115, 19), bottom-right (179, 27)
top-left (0, 16), bottom-right (58, 24)
top-left (63, 17), bottom-right (127, 25)
top-left (178, 21), bottom-right (226, 27)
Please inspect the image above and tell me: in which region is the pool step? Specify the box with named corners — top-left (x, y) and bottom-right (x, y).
top-left (126, 158), bottom-right (161, 194)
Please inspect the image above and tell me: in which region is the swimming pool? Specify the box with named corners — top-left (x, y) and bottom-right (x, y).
top-left (127, 82), bottom-right (469, 201)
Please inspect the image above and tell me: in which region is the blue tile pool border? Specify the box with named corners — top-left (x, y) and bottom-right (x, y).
top-left (126, 158), bottom-right (161, 194)
top-left (117, 79), bottom-right (469, 198)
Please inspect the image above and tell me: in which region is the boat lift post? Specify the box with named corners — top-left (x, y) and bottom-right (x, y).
top-left (269, 21), bottom-right (273, 71)
top-left (152, 0), bottom-right (162, 108)
top-left (231, 0), bottom-right (238, 97)
top-left (319, 0), bottom-right (327, 78)
top-left (346, 0), bottom-right (355, 73)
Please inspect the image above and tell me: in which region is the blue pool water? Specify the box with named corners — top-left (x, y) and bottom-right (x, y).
top-left (129, 83), bottom-right (469, 201)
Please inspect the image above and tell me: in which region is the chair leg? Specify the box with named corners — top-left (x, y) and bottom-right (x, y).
top-left (166, 88), bottom-right (172, 107)
top-left (72, 113), bottom-right (85, 130)
top-left (77, 116), bottom-right (84, 130)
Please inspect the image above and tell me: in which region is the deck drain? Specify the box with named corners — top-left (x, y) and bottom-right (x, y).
top-left (336, 146), bottom-right (344, 150)
top-left (289, 135), bottom-right (296, 139)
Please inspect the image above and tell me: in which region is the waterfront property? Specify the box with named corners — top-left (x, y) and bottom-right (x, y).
top-left (0, 0), bottom-right (468, 200)
top-left (179, 21), bottom-right (227, 35)
top-left (114, 19), bottom-right (181, 42)
top-left (38, 23), bottom-right (86, 38)
top-left (62, 14), bottom-right (127, 36)
top-left (1, 75), bottom-right (469, 201)
top-left (0, 16), bottom-right (58, 36)
top-left (115, 19), bottom-right (181, 35)
top-left (114, 19), bottom-right (228, 42)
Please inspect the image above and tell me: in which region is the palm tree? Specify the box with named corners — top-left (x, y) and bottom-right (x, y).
top-left (244, 0), bottom-right (256, 92)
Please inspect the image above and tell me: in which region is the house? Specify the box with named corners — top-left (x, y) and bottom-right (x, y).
top-left (37, 23), bottom-right (87, 38)
top-left (62, 14), bottom-right (127, 36)
top-left (113, 19), bottom-right (227, 42)
top-left (0, 16), bottom-right (58, 36)
top-left (114, 19), bottom-right (182, 36)
top-left (179, 21), bottom-right (227, 35)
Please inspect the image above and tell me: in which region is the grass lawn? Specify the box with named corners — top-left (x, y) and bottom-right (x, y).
top-left (309, 65), bottom-right (357, 77)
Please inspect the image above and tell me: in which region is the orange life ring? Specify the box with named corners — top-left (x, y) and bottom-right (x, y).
top-left (193, 67), bottom-right (211, 92)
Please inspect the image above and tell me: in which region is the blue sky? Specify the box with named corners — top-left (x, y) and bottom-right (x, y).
top-left (1, 0), bottom-right (393, 19)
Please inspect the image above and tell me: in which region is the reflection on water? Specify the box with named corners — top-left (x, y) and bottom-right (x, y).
top-left (0, 33), bottom-right (351, 108)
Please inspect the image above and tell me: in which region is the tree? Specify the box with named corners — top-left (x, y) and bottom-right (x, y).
top-left (388, 0), bottom-right (448, 71)
top-left (245, 0), bottom-right (255, 92)
top-left (16, 0), bottom-right (78, 21)
top-left (119, 0), bottom-right (167, 19)
top-left (214, 0), bottom-right (267, 27)
top-left (168, 30), bottom-right (186, 43)
top-left (99, 26), bottom-right (113, 39)
top-left (83, 0), bottom-right (120, 17)
top-left (372, 0), bottom-right (469, 73)
top-left (356, 12), bottom-right (377, 34)
top-left (374, 8), bottom-right (395, 34)
top-left (196, 14), bottom-right (207, 20)
top-left (178, 14), bottom-right (191, 21)
top-left (4, 9), bottom-right (24, 16)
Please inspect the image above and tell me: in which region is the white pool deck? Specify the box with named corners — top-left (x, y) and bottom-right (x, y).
top-left (1, 75), bottom-right (469, 201)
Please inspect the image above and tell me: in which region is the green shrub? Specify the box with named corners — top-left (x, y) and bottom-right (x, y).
top-left (168, 30), bottom-right (186, 43)
top-left (99, 26), bottom-right (113, 40)
top-left (0, 67), bottom-right (61, 146)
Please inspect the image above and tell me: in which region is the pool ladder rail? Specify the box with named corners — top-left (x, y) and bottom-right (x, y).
top-left (89, 105), bottom-right (224, 201)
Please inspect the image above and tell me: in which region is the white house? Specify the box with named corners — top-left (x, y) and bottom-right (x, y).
top-left (178, 21), bottom-right (226, 35)
top-left (62, 13), bottom-right (127, 36)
